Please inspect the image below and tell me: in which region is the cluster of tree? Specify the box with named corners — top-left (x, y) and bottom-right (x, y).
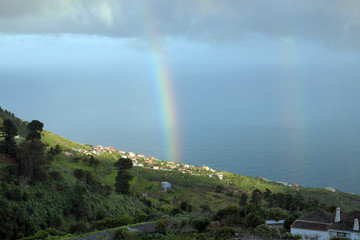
top-left (0, 106), bottom-right (29, 137)
top-left (0, 119), bottom-right (53, 182)
top-left (240, 188), bottom-right (321, 212)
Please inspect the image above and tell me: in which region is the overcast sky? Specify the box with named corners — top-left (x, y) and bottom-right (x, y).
top-left (0, 0), bottom-right (360, 50)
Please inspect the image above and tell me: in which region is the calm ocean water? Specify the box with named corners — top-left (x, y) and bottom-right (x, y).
top-left (2, 66), bottom-right (360, 194)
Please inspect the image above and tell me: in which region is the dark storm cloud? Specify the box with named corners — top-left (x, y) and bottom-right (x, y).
top-left (1, 0), bottom-right (360, 49)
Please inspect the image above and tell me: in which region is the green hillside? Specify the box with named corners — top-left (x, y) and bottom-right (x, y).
top-left (1, 107), bottom-right (360, 239)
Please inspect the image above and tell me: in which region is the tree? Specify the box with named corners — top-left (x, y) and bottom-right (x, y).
top-left (267, 207), bottom-right (289, 221)
top-left (26, 120), bottom-right (44, 141)
top-left (191, 216), bottom-right (210, 232)
top-left (250, 189), bottom-right (263, 205)
top-left (264, 188), bottom-right (272, 199)
top-left (48, 144), bottom-right (62, 156)
top-left (114, 157), bottom-right (133, 194)
top-left (239, 193), bottom-right (248, 206)
top-left (0, 119), bottom-right (18, 154)
top-left (246, 212), bottom-right (265, 228)
top-left (214, 227), bottom-right (236, 240)
top-left (17, 139), bottom-right (49, 181)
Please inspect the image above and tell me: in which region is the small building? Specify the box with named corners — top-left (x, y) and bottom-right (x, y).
top-left (214, 174), bottom-right (223, 180)
top-left (161, 182), bottom-right (171, 188)
top-left (64, 152), bottom-right (73, 157)
top-left (133, 163), bottom-right (144, 167)
top-left (326, 187), bottom-right (336, 192)
top-left (128, 152), bottom-right (136, 158)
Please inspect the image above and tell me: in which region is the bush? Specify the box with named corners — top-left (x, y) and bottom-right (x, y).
top-left (214, 227), bottom-right (236, 240)
top-left (69, 221), bottom-right (89, 234)
top-left (246, 212), bottom-right (265, 228)
top-left (191, 217), bottom-right (211, 233)
top-left (253, 224), bottom-right (281, 239)
top-left (155, 219), bottom-right (169, 234)
top-left (49, 171), bottom-right (63, 181)
top-left (134, 212), bottom-right (149, 223)
top-left (5, 188), bottom-right (22, 201)
top-left (215, 185), bottom-right (225, 193)
top-left (137, 233), bottom-right (164, 240)
top-left (94, 215), bottom-right (132, 230)
top-left (283, 211), bottom-right (302, 229)
top-left (180, 201), bottom-right (193, 212)
top-left (200, 204), bottom-right (210, 212)
top-left (267, 207), bottom-right (289, 221)
top-left (170, 207), bottom-right (183, 216)
top-left (22, 228), bottom-right (60, 240)
top-left (281, 232), bottom-right (303, 239)
top-left (113, 228), bottom-right (138, 240)
top-left (214, 205), bottom-right (239, 221)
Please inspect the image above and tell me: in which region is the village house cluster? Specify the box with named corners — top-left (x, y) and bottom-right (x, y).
top-left (63, 145), bottom-right (226, 181)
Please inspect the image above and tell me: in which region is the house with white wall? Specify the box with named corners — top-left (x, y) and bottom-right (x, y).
top-left (291, 209), bottom-right (334, 240)
top-left (291, 208), bottom-right (360, 240)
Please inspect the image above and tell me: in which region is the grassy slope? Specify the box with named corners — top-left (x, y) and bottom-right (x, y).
top-left (40, 130), bottom-right (360, 213)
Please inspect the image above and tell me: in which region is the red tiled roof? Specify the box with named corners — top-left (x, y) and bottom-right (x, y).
top-left (291, 220), bottom-right (331, 232)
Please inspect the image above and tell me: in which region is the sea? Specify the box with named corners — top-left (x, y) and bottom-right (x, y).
top-left (2, 65), bottom-right (360, 194)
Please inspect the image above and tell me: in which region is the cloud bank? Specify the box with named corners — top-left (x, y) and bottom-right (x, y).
top-left (1, 0), bottom-right (360, 50)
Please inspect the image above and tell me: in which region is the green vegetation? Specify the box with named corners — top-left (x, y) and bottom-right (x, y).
top-left (115, 157), bottom-right (133, 195)
top-left (1, 106), bottom-right (360, 239)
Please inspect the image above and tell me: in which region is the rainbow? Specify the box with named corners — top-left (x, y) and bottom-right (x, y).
top-left (143, 4), bottom-right (180, 163)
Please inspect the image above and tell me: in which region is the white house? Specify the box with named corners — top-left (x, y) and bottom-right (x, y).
top-left (291, 209), bottom-right (334, 240)
top-left (291, 208), bottom-right (360, 240)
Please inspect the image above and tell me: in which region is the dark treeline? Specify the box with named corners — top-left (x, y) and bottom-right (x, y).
top-left (0, 106), bottom-right (28, 137)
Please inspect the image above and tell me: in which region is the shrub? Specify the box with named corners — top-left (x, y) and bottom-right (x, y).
top-left (253, 224), bottom-right (281, 239)
top-left (137, 233), bottom-right (164, 240)
top-left (214, 205), bottom-right (239, 221)
top-left (180, 201), bottom-right (192, 212)
top-left (215, 185), bottom-right (225, 193)
top-left (5, 188), bottom-right (22, 201)
top-left (155, 219), bottom-right (169, 234)
top-left (246, 212), bottom-right (265, 228)
top-left (281, 232), bottom-right (303, 239)
top-left (283, 211), bottom-right (302, 229)
top-left (134, 212), bottom-right (149, 223)
top-left (94, 215), bottom-right (132, 230)
top-left (170, 207), bottom-right (183, 216)
top-left (22, 228), bottom-right (60, 240)
top-left (191, 217), bottom-right (211, 233)
top-left (214, 227), bottom-right (236, 240)
top-left (141, 197), bottom-right (152, 207)
top-left (35, 191), bottom-right (44, 199)
top-left (267, 207), bottom-right (289, 221)
top-left (49, 171), bottom-right (63, 181)
top-left (200, 204), bottom-right (210, 212)
top-left (113, 229), bottom-right (138, 240)
top-left (69, 221), bottom-right (89, 234)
